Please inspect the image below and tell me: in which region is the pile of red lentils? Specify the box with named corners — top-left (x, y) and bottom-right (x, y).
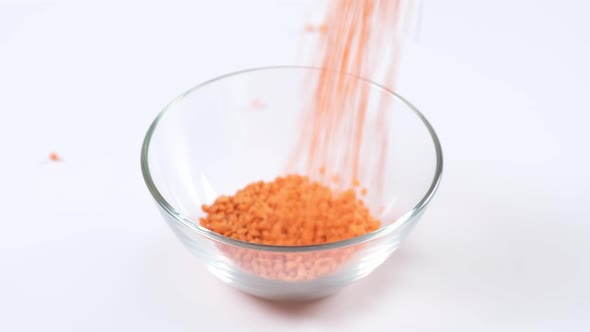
top-left (199, 174), bottom-right (380, 281)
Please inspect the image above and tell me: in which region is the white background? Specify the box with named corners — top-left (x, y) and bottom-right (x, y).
top-left (1, 0), bottom-right (589, 330)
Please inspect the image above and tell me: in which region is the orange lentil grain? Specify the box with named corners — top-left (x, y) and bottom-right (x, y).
top-left (48, 152), bottom-right (61, 162)
top-left (250, 98), bottom-right (265, 110)
top-left (330, 174), bottom-right (341, 184)
top-left (304, 24), bottom-right (329, 34)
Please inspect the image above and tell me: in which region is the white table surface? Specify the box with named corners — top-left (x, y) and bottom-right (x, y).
top-left (1, 0), bottom-right (589, 330)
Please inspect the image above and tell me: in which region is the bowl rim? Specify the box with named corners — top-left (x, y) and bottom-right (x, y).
top-left (141, 65), bottom-right (443, 253)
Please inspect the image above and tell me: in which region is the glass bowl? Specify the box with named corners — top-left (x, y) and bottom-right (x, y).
top-left (141, 66), bottom-right (443, 301)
